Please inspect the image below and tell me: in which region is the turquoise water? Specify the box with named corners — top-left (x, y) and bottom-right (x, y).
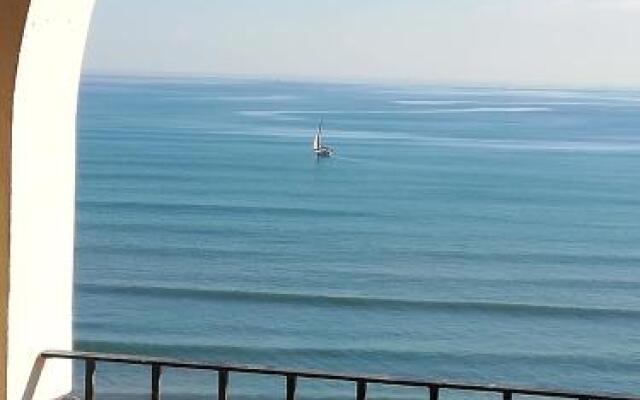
top-left (74, 76), bottom-right (640, 399)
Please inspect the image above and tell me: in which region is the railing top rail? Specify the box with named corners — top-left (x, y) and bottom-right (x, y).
top-left (41, 350), bottom-right (640, 400)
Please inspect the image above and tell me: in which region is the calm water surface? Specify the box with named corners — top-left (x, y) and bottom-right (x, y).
top-left (74, 76), bottom-right (640, 399)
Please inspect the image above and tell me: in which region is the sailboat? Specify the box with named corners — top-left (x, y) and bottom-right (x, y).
top-left (312, 119), bottom-right (334, 157)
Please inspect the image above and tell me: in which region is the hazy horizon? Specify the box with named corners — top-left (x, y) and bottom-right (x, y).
top-left (83, 0), bottom-right (640, 88)
top-left (81, 71), bottom-right (640, 91)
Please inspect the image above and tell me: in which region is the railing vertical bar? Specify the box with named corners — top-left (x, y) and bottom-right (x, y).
top-left (356, 380), bottom-right (367, 400)
top-left (151, 363), bottom-right (162, 400)
top-left (429, 385), bottom-right (439, 400)
top-left (503, 391), bottom-right (513, 400)
top-left (218, 369), bottom-right (229, 400)
top-left (84, 358), bottom-right (96, 400)
top-left (286, 374), bottom-right (297, 400)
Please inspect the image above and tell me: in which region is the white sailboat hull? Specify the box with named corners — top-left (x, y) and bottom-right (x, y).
top-left (312, 119), bottom-right (334, 157)
top-left (314, 147), bottom-right (334, 157)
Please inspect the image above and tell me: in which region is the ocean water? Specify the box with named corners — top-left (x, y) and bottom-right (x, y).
top-left (74, 76), bottom-right (640, 399)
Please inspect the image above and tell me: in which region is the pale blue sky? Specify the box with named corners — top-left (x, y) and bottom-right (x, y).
top-left (84, 0), bottom-right (640, 86)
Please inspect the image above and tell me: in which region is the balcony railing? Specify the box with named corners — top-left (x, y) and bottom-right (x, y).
top-left (38, 350), bottom-right (640, 400)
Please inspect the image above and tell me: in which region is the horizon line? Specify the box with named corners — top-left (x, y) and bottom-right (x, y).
top-left (80, 70), bottom-right (640, 92)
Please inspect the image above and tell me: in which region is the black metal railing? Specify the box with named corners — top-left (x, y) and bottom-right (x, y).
top-left (39, 350), bottom-right (640, 400)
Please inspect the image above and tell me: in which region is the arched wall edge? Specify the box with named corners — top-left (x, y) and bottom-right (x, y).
top-left (4, 0), bottom-right (96, 398)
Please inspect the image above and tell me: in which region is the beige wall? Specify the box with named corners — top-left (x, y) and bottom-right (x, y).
top-left (0, 1), bottom-right (32, 398)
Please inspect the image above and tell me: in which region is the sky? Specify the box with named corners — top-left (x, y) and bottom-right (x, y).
top-left (83, 0), bottom-right (640, 87)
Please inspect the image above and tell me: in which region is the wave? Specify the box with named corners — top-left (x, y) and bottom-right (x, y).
top-left (78, 125), bottom-right (640, 154)
top-left (73, 338), bottom-right (639, 373)
top-left (76, 283), bottom-right (640, 319)
top-left (77, 199), bottom-right (373, 218)
top-left (379, 87), bottom-right (640, 102)
top-left (78, 171), bottom-right (207, 183)
top-left (238, 108), bottom-right (551, 117)
top-left (408, 137), bottom-right (640, 153)
top-left (76, 221), bottom-right (268, 238)
top-left (75, 244), bottom-right (289, 260)
top-left (75, 237), bottom-right (640, 270)
top-left (392, 100), bottom-right (476, 105)
top-left (215, 95), bottom-right (298, 102)
top-left (391, 99), bottom-right (640, 108)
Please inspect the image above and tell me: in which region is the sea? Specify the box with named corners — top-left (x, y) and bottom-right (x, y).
top-left (73, 75), bottom-right (640, 399)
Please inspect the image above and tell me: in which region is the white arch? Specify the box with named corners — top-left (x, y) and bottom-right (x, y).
top-left (7, 0), bottom-right (95, 398)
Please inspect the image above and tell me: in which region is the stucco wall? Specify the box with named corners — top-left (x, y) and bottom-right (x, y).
top-left (7, 0), bottom-right (95, 398)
